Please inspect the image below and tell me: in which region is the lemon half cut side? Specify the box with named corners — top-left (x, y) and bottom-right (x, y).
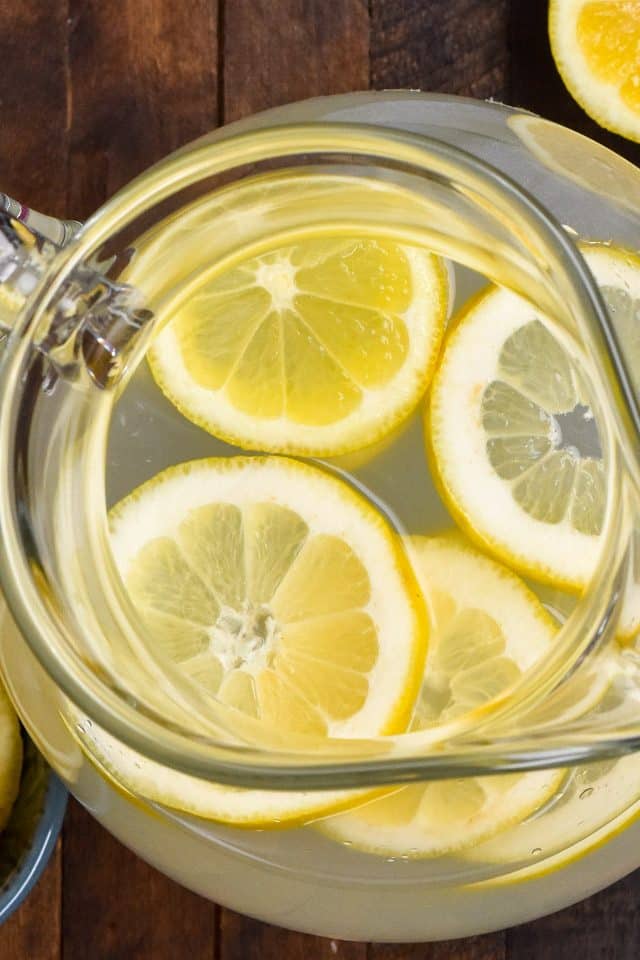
top-left (550, 0), bottom-right (640, 144)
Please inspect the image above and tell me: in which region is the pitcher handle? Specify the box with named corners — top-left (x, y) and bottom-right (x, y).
top-left (0, 195), bottom-right (154, 389)
top-left (0, 193), bottom-right (81, 248)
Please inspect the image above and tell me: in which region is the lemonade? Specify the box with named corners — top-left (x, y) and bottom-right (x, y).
top-left (2, 102), bottom-right (640, 940)
top-left (36, 167), bottom-right (626, 883)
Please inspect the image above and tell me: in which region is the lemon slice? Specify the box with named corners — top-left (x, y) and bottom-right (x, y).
top-left (427, 245), bottom-right (637, 591)
top-left (110, 456), bottom-right (426, 739)
top-left (320, 535), bottom-right (562, 858)
top-left (148, 235), bottom-right (447, 457)
top-left (550, 0), bottom-right (640, 144)
top-left (89, 455), bottom-right (426, 825)
top-left (468, 753), bottom-right (640, 873)
top-left (0, 680), bottom-right (22, 833)
top-left (428, 243), bottom-right (640, 625)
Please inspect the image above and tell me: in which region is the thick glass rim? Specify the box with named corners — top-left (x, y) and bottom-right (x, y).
top-left (0, 121), bottom-right (637, 790)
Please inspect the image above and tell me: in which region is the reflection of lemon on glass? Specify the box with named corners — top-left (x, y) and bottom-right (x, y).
top-left (148, 232), bottom-right (447, 457)
top-left (320, 535), bottom-right (562, 858)
top-left (0, 681), bottom-right (22, 833)
top-left (549, 0), bottom-right (640, 143)
top-left (509, 114), bottom-right (640, 211)
top-left (80, 455), bottom-right (428, 826)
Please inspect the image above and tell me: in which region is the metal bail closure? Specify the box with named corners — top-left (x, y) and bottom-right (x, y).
top-left (0, 209), bottom-right (155, 390)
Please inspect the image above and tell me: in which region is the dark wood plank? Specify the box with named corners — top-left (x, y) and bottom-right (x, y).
top-left (222, 0), bottom-right (369, 123)
top-left (370, 0), bottom-right (508, 100)
top-left (507, 870), bottom-right (640, 960)
top-left (0, 839), bottom-right (61, 960)
top-left (66, 0), bottom-right (219, 218)
top-left (62, 799), bottom-right (216, 960)
top-left (0, 0), bottom-right (70, 216)
top-left (221, 910), bottom-right (367, 959)
top-left (509, 0), bottom-right (640, 166)
top-left (369, 934), bottom-right (506, 960)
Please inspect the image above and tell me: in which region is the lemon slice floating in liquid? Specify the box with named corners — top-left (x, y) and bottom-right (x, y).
top-left (148, 234), bottom-right (448, 457)
top-left (427, 245), bottom-right (640, 595)
top-left (320, 535), bottom-right (563, 858)
top-left (81, 455), bottom-right (427, 826)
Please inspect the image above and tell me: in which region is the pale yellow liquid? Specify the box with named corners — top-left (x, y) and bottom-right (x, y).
top-left (11, 172), bottom-right (635, 937)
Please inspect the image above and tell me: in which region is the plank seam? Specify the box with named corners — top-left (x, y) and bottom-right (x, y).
top-left (217, 0), bottom-right (226, 125)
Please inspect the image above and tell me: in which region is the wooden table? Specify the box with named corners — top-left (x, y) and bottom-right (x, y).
top-left (1, 1), bottom-right (640, 957)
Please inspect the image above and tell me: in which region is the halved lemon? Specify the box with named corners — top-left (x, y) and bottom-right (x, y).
top-left (320, 535), bottom-right (563, 858)
top-left (549, 0), bottom-right (640, 143)
top-left (78, 455), bottom-right (427, 826)
top-left (0, 680), bottom-right (22, 833)
top-left (147, 234), bottom-right (447, 457)
top-left (427, 245), bottom-right (640, 594)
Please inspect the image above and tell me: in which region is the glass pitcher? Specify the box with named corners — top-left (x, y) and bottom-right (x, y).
top-left (2, 91), bottom-right (640, 942)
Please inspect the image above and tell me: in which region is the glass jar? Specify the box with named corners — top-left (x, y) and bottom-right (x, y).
top-left (1, 92), bottom-right (640, 941)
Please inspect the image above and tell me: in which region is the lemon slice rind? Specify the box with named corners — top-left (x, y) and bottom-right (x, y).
top-left (549, 0), bottom-right (640, 145)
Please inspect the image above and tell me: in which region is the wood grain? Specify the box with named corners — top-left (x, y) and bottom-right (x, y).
top-left (370, 0), bottom-right (508, 100)
top-left (65, 0), bottom-right (219, 218)
top-left (222, 0), bottom-right (369, 123)
top-left (62, 800), bottom-right (216, 960)
top-left (220, 910), bottom-right (367, 959)
top-left (369, 936), bottom-right (505, 960)
top-left (0, 840), bottom-right (61, 959)
top-left (0, 0), bottom-right (70, 216)
top-left (507, 871), bottom-right (640, 960)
